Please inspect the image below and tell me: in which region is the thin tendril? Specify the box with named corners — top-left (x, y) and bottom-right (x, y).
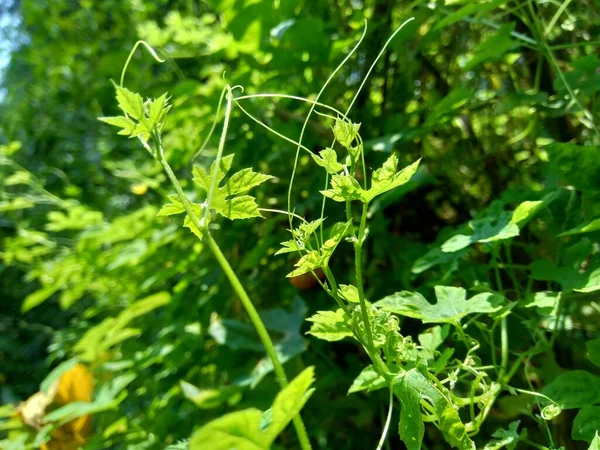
top-left (232, 99), bottom-right (313, 154)
top-left (375, 388), bottom-right (394, 450)
top-left (120, 40), bottom-right (165, 88)
top-left (235, 93), bottom-right (347, 118)
top-left (287, 20), bottom-right (369, 232)
top-left (345, 18), bottom-right (414, 113)
top-left (190, 86), bottom-right (228, 164)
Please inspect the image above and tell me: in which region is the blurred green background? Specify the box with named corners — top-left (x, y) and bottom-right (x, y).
top-left (1, 0), bottom-right (600, 448)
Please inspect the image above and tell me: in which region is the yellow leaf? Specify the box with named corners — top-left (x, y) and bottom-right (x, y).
top-left (19, 363), bottom-right (94, 449)
top-left (54, 363), bottom-right (94, 404)
top-left (53, 363), bottom-right (94, 442)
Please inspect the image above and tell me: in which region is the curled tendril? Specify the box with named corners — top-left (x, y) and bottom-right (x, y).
top-left (541, 403), bottom-right (562, 420)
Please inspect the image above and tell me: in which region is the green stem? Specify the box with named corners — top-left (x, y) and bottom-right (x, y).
top-left (153, 110), bottom-right (312, 450)
top-left (204, 87), bottom-right (233, 225)
top-left (203, 232), bottom-right (312, 450)
top-left (521, 439), bottom-right (550, 450)
top-left (355, 202), bottom-right (387, 375)
top-left (323, 267), bottom-right (350, 316)
top-left (498, 316), bottom-right (509, 381)
top-left (490, 244), bottom-right (504, 294)
top-left (504, 242), bottom-right (522, 299)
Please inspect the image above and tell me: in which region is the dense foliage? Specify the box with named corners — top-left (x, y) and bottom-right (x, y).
top-left (1, 0), bottom-right (600, 449)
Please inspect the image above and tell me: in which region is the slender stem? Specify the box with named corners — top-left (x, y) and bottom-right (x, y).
top-left (468, 372), bottom-right (485, 424)
top-left (190, 86), bottom-right (228, 163)
top-left (549, 39), bottom-right (600, 49)
top-left (205, 87), bottom-right (233, 225)
top-left (504, 242), bottom-right (522, 299)
top-left (287, 23), bottom-right (368, 233)
top-left (153, 107), bottom-right (312, 450)
top-left (355, 202), bottom-right (386, 375)
top-left (498, 317), bottom-right (509, 381)
top-left (323, 267), bottom-right (350, 316)
top-left (521, 439), bottom-right (550, 450)
top-left (203, 232), bottom-right (312, 450)
top-left (490, 244), bottom-right (504, 294)
top-left (545, 0), bottom-right (574, 35)
top-left (505, 352), bottom-right (527, 382)
top-left (454, 382), bottom-right (501, 407)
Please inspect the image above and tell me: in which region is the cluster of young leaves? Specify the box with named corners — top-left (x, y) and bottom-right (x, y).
top-left (101, 85), bottom-right (275, 240)
top-left (99, 85), bottom-right (171, 145)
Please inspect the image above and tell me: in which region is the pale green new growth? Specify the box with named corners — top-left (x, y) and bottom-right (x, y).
top-left (589, 432), bottom-right (600, 450)
top-left (192, 154), bottom-right (274, 220)
top-left (364, 156), bottom-right (421, 202)
top-left (285, 221), bottom-right (351, 277)
top-left (306, 309), bottom-right (353, 341)
top-left (320, 174), bottom-right (363, 202)
top-left (338, 284), bottom-right (359, 303)
top-left (100, 86), bottom-right (171, 143)
top-left (320, 156), bottom-right (421, 203)
top-left (311, 148), bottom-right (345, 174)
top-left (332, 118), bottom-right (360, 149)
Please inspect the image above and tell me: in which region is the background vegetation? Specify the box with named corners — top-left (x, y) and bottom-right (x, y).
top-left (1, 0), bottom-right (600, 449)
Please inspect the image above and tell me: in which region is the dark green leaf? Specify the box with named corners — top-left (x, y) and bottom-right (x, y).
top-left (543, 371), bottom-right (600, 409)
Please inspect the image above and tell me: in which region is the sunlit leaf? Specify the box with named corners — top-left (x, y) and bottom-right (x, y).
top-left (321, 174), bottom-right (364, 202)
top-left (511, 191), bottom-right (558, 227)
top-left (225, 169), bottom-right (274, 196)
top-left (396, 374), bottom-right (424, 450)
top-left (157, 194), bottom-right (186, 216)
top-left (192, 155), bottom-right (270, 221)
top-left (180, 381), bottom-right (241, 410)
top-left (442, 202), bottom-right (519, 252)
top-left (558, 218), bottom-right (600, 237)
top-left (587, 431), bottom-right (600, 450)
top-left (114, 85), bottom-right (144, 121)
top-left (306, 309), bottom-right (352, 341)
top-left (189, 368), bottom-right (315, 450)
top-left (311, 148), bottom-right (344, 174)
top-left (220, 195), bottom-right (262, 220)
top-left (332, 118), bottom-right (360, 149)
top-left (74, 292), bottom-right (170, 362)
top-left (363, 156), bottom-right (421, 202)
top-left (98, 116), bottom-right (136, 136)
top-left (286, 251), bottom-right (321, 278)
top-left (348, 365), bottom-right (386, 394)
top-left (339, 284), bottom-right (359, 303)
top-left (375, 287), bottom-right (503, 324)
top-left (22, 285), bottom-right (60, 313)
